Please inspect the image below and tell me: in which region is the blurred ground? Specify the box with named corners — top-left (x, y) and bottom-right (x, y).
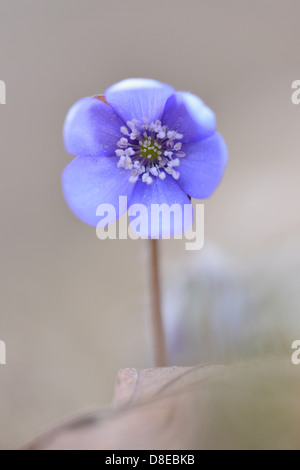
top-left (0, 0), bottom-right (300, 449)
top-left (26, 361), bottom-right (300, 450)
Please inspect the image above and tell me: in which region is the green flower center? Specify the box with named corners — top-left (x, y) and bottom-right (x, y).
top-left (139, 138), bottom-right (162, 161)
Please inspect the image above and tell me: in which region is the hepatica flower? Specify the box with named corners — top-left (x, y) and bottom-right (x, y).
top-left (63, 79), bottom-right (227, 237)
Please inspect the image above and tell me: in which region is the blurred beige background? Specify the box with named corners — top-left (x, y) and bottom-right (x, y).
top-left (0, 0), bottom-right (300, 449)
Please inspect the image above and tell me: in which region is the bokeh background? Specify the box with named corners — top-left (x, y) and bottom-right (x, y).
top-left (0, 0), bottom-right (300, 449)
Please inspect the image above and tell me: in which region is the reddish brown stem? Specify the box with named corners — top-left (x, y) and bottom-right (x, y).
top-left (149, 239), bottom-right (167, 367)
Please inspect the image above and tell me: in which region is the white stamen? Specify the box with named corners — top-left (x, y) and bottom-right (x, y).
top-left (117, 137), bottom-right (129, 148)
top-left (150, 166), bottom-right (159, 176)
top-left (167, 130), bottom-right (177, 139)
top-left (129, 173), bottom-right (139, 183)
top-left (117, 156), bottom-right (126, 168)
top-left (174, 142), bottom-right (182, 151)
top-left (146, 176), bottom-right (153, 184)
top-left (130, 132), bottom-right (139, 140)
top-left (157, 131), bottom-right (166, 139)
top-left (121, 126), bottom-right (129, 136)
top-left (169, 158), bottom-right (180, 167)
top-left (164, 151), bottom-right (173, 158)
top-left (127, 121), bottom-right (136, 131)
top-left (142, 172), bottom-right (150, 183)
top-left (125, 147), bottom-right (135, 157)
top-left (159, 157), bottom-right (167, 167)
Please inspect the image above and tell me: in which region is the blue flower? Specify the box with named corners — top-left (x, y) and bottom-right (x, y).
top-left (62, 78), bottom-right (227, 236)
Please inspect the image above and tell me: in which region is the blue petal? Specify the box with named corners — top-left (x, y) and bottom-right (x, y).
top-left (63, 97), bottom-right (124, 157)
top-left (105, 78), bottom-right (175, 124)
top-left (62, 156), bottom-right (134, 226)
top-left (128, 175), bottom-right (193, 238)
top-left (162, 91), bottom-right (216, 143)
top-left (178, 133), bottom-right (228, 199)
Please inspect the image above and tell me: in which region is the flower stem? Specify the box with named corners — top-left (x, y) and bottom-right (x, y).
top-left (149, 239), bottom-right (167, 367)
